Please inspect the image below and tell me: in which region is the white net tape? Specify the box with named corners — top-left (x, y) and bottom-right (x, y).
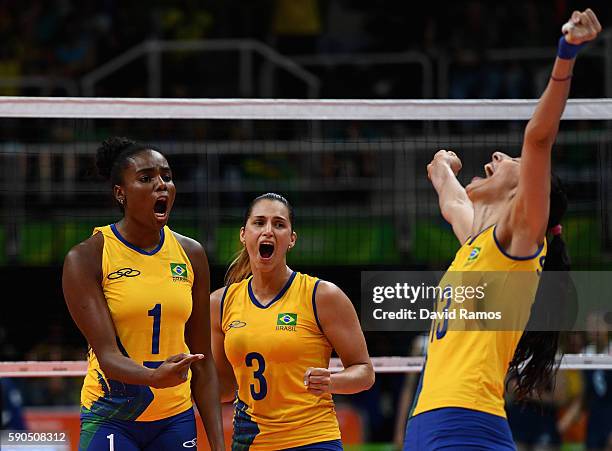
top-left (0, 97), bottom-right (612, 120)
top-left (1, 355), bottom-right (611, 377)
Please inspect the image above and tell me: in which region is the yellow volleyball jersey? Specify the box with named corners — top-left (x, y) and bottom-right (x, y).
top-left (412, 225), bottom-right (547, 418)
top-left (221, 271), bottom-right (341, 450)
top-left (81, 224), bottom-right (194, 421)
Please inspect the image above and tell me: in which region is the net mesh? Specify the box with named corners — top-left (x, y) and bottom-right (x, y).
top-left (1, 117), bottom-right (611, 269)
top-left (0, 101), bottom-right (610, 361)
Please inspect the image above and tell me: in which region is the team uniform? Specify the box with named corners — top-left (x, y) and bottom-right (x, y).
top-left (79, 224), bottom-right (197, 450)
top-left (221, 271), bottom-right (342, 450)
top-left (405, 225), bottom-right (547, 450)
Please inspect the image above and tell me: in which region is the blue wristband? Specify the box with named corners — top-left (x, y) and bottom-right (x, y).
top-left (557, 36), bottom-right (586, 59)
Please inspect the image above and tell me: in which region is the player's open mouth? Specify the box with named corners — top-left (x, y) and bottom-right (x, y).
top-left (471, 163), bottom-right (495, 184)
top-left (259, 242), bottom-right (274, 259)
top-left (154, 197), bottom-right (168, 219)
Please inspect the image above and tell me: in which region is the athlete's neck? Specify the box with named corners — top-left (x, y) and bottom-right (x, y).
top-left (469, 186), bottom-right (516, 240)
top-left (115, 218), bottom-right (163, 252)
top-left (470, 201), bottom-right (506, 240)
top-left (250, 265), bottom-right (293, 305)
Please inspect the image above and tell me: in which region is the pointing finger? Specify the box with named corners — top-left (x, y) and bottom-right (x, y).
top-left (176, 354), bottom-right (205, 369)
top-left (168, 353), bottom-right (188, 363)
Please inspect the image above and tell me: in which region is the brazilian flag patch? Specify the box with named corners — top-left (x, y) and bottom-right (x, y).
top-left (170, 263), bottom-right (188, 280)
top-left (277, 313), bottom-right (297, 326)
top-left (467, 246), bottom-right (481, 262)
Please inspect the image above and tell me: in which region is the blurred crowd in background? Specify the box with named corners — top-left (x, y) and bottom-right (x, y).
top-left (0, 0), bottom-right (609, 98)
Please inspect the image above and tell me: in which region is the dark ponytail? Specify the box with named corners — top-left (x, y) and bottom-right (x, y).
top-left (95, 136), bottom-right (157, 211)
top-left (507, 174), bottom-right (569, 400)
top-left (224, 193), bottom-right (294, 285)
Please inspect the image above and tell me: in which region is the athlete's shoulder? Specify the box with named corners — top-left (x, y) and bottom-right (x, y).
top-left (63, 231), bottom-right (104, 279)
top-left (171, 230), bottom-right (208, 267)
top-left (294, 271), bottom-right (318, 282)
top-left (313, 279), bottom-right (345, 304)
top-left (210, 286), bottom-right (227, 327)
top-left (226, 276), bottom-right (251, 290)
top-left (171, 230), bottom-right (204, 255)
top-left (290, 271), bottom-right (321, 291)
top-left (65, 230), bottom-right (104, 262)
top-left (492, 221), bottom-right (545, 260)
top-left (211, 286), bottom-right (227, 307)
top-left (219, 278), bottom-right (250, 309)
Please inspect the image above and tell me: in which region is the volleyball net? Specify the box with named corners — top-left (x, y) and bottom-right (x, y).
top-left (3, 354), bottom-right (612, 379)
top-left (0, 97), bottom-right (611, 371)
top-left (1, 98), bottom-right (612, 268)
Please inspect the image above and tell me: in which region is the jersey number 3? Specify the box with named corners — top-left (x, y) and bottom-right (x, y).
top-left (246, 352), bottom-right (268, 400)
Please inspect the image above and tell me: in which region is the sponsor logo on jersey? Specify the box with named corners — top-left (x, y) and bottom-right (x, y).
top-left (107, 267), bottom-right (141, 280)
top-left (182, 438), bottom-right (197, 448)
top-left (276, 313), bottom-right (297, 331)
top-left (170, 263), bottom-right (188, 281)
top-left (467, 246), bottom-right (481, 263)
top-left (226, 320), bottom-right (247, 331)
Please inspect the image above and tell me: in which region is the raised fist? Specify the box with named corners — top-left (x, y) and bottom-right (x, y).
top-left (562, 8), bottom-right (602, 45)
top-left (427, 150), bottom-right (462, 180)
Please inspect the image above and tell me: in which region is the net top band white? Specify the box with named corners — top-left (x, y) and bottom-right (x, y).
top-left (2, 355), bottom-right (611, 377)
top-left (0, 97), bottom-right (611, 120)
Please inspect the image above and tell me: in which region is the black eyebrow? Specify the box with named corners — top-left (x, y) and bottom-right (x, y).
top-left (252, 215), bottom-right (288, 221)
top-left (136, 166), bottom-right (171, 173)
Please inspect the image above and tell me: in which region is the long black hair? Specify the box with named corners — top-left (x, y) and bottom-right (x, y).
top-left (507, 174), bottom-right (570, 399)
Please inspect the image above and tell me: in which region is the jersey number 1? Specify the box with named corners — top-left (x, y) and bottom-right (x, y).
top-left (144, 304), bottom-right (164, 371)
top-left (148, 303), bottom-right (162, 354)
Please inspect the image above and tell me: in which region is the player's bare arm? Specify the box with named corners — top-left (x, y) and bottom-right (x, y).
top-left (427, 150), bottom-right (474, 244)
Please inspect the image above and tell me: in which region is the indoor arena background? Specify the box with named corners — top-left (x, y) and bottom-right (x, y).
top-left (1, 2), bottom-right (611, 450)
